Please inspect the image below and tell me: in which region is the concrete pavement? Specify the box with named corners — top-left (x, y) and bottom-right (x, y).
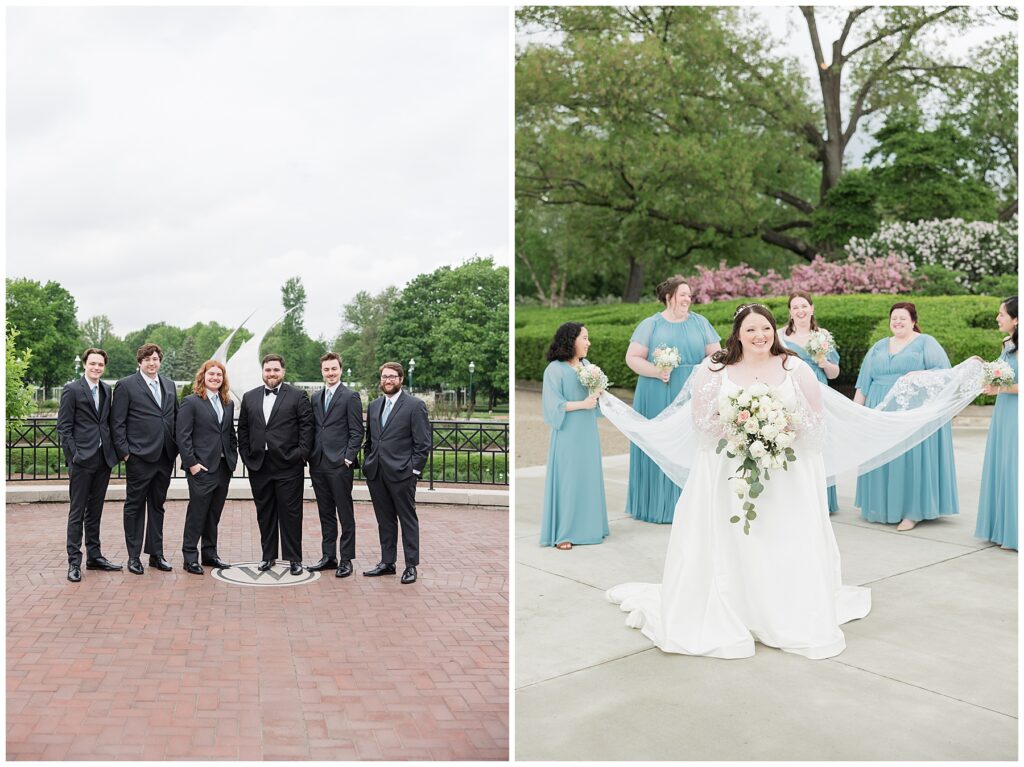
top-left (515, 404), bottom-right (1017, 760)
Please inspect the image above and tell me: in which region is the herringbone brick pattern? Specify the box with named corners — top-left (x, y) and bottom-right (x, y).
top-left (7, 499), bottom-right (508, 760)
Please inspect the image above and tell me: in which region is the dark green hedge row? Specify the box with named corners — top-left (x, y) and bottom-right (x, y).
top-left (516, 296), bottom-right (1007, 396)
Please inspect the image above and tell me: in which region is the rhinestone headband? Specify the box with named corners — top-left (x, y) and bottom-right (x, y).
top-left (733, 303), bottom-right (769, 319)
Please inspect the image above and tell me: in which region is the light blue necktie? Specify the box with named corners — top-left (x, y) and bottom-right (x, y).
top-left (210, 395), bottom-right (223, 423)
top-left (91, 385), bottom-right (99, 412)
top-left (150, 379), bottom-right (161, 406)
top-left (381, 398), bottom-right (393, 427)
top-left (324, 388), bottom-right (333, 413)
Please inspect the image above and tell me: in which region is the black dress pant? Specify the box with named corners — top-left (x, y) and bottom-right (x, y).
top-left (366, 474), bottom-right (419, 566)
top-left (181, 462), bottom-right (230, 564)
top-left (122, 453), bottom-right (173, 559)
top-left (248, 465), bottom-right (304, 562)
top-left (309, 465), bottom-right (356, 561)
top-left (66, 451), bottom-right (112, 566)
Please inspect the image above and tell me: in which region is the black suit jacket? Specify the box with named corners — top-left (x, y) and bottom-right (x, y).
top-left (56, 376), bottom-right (118, 468)
top-left (309, 384), bottom-right (364, 470)
top-left (175, 394), bottom-right (238, 474)
top-left (362, 391), bottom-right (431, 482)
top-left (110, 371), bottom-right (178, 463)
top-left (237, 383), bottom-right (313, 472)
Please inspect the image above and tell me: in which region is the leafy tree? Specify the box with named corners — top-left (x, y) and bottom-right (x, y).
top-left (261, 276), bottom-right (326, 381)
top-left (867, 116), bottom-right (997, 222)
top-left (6, 323), bottom-right (35, 427)
top-left (5, 277), bottom-right (79, 389)
top-left (377, 258), bottom-right (509, 405)
top-left (78, 314), bottom-right (136, 378)
top-left (809, 169), bottom-right (882, 249)
top-left (334, 285), bottom-right (401, 384)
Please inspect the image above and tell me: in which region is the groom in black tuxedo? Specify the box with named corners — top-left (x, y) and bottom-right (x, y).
top-left (237, 354), bottom-right (313, 575)
top-left (57, 347), bottom-right (122, 582)
top-left (307, 352), bottom-right (364, 578)
top-left (362, 361), bottom-right (431, 584)
top-left (111, 343), bottom-right (178, 575)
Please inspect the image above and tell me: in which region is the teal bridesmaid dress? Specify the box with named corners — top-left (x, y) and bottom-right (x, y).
top-left (975, 341), bottom-right (1018, 550)
top-left (781, 332), bottom-right (841, 514)
top-left (540, 360), bottom-right (609, 546)
top-left (626, 313), bottom-right (720, 524)
top-left (854, 334), bottom-right (959, 523)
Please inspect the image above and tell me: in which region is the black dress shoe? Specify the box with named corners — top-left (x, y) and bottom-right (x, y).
top-left (148, 555), bottom-right (172, 572)
top-left (289, 561), bottom-right (303, 576)
top-left (127, 558), bottom-right (144, 575)
top-left (201, 557), bottom-right (231, 569)
top-left (306, 556), bottom-right (338, 572)
top-left (85, 556), bottom-right (123, 571)
top-left (183, 561), bottom-right (204, 575)
top-left (67, 565), bottom-right (81, 582)
top-left (362, 561), bottom-right (396, 577)
top-left (258, 559), bottom-right (276, 571)
top-left (401, 565), bottom-right (417, 584)
top-left (335, 560), bottom-right (353, 578)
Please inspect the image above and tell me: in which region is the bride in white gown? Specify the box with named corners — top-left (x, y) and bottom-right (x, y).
top-left (601, 304), bottom-right (985, 660)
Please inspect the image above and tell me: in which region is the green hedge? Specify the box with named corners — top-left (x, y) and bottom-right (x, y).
top-left (516, 296), bottom-right (1007, 397)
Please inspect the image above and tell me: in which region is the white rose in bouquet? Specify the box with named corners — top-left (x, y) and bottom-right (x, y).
top-left (775, 431), bottom-right (794, 449)
top-left (736, 391), bottom-right (752, 407)
top-left (748, 440), bottom-right (768, 459)
top-left (743, 419), bottom-right (760, 434)
top-left (769, 454), bottom-right (786, 469)
top-left (729, 477), bottom-right (747, 497)
top-left (748, 382), bottom-right (769, 397)
top-left (760, 424), bottom-right (780, 440)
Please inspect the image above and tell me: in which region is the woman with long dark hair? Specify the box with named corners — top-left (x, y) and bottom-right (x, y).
top-left (853, 302), bottom-right (958, 531)
top-left (623, 276), bottom-right (720, 524)
top-left (781, 291), bottom-right (840, 512)
top-left (540, 323), bottom-right (609, 550)
top-left (975, 296), bottom-right (1018, 550)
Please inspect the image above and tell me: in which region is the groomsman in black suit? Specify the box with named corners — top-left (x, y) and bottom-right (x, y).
top-left (237, 354), bottom-right (313, 575)
top-left (111, 343), bottom-right (178, 575)
top-left (307, 352), bottom-right (364, 578)
top-left (362, 361), bottom-right (431, 584)
top-left (175, 360), bottom-right (237, 575)
top-left (57, 348), bottom-right (122, 582)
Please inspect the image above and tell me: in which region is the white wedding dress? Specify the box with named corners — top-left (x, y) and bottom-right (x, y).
top-left (605, 363), bottom-right (870, 659)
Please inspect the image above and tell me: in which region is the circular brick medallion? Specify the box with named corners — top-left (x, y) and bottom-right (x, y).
top-left (211, 562), bottom-right (320, 587)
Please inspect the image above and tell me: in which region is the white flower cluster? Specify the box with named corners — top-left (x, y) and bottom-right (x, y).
top-left (845, 217), bottom-right (1018, 290)
top-left (804, 328), bottom-right (836, 365)
top-left (577, 362), bottom-right (610, 395)
top-left (982, 359), bottom-right (1016, 388)
top-left (653, 345), bottom-right (682, 371)
top-left (716, 383), bottom-right (798, 535)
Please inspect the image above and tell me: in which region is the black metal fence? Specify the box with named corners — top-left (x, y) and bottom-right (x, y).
top-left (6, 418), bottom-right (509, 489)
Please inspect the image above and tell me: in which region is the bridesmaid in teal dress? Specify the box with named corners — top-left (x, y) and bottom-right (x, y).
top-left (854, 302), bottom-right (959, 531)
top-left (540, 322), bottom-right (610, 550)
top-left (975, 296), bottom-right (1018, 551)
top-left (781, 291), bottom-right (841, 513)
top-left (624, 276), bottom-right (720, 524)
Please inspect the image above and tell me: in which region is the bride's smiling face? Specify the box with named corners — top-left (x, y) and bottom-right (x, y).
top-left (739, 313), bottom-right (774, 357)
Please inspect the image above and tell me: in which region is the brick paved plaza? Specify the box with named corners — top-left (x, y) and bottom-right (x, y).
top-left (6, 499), bottom-right (508, 760)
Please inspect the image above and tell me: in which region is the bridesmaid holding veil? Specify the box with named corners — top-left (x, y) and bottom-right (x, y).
top-left (975, 296), bottom-right (1018, 551)
top-left (624, 276), bottom-right (720, 524)
top-left (780, 291), bottom-right (841, 513)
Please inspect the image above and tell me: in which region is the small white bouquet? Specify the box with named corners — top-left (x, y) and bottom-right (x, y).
top-left (982, 359), bottom-right (1016, 388)
top-left (804, 328), bottom-right (836, 366)
top-left (652, 345), bottom-right (682, 383)
top-left (716, 383), bottom-right (799, 535)
top-left (577, 362), bottom-right (610, 396)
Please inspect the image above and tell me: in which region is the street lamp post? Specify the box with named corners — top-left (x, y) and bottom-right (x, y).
top-left (73, 354), bottom-right (81, 380)
top-left (468, 361), bottom-right (475, 416)
top-left (408, 358), bottom-right (416, 393)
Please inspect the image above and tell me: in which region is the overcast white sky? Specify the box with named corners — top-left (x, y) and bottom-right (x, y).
top-left (7, 6), bottom-right (509, 340)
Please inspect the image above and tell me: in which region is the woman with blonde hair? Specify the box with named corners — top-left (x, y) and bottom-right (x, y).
top-left (175, 360), bottom-right (238, 573)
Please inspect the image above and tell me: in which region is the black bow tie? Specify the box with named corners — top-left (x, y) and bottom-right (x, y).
top-left (264, 388), bottom-right (278, 396)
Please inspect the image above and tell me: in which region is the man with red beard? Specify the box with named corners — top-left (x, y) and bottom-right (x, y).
top-left (362, 361), bottom-right (431, 584)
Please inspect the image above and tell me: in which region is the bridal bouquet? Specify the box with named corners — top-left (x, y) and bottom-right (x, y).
top-left (716, 384), bottom-right (798, 534)
top-left (982, 359), bottom-right (1016, 388)
top-left (577, 362), bottom-right (610, 396)
top-left (652, 345), bottom-right (682, 382)
top-left (804, 328), bottom-right (836, 366)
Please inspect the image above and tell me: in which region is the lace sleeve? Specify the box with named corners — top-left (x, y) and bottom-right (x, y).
top-left (690, 361), bottom-right (724, 445)
top-left (789, 359), bottom-right (825, 451)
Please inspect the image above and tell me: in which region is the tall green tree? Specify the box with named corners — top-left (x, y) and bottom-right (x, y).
top-left (6, 323), bottom-right (35, 427)
top-left (261, 276), bottom-right (326, 381)
top-left (78, 314), bottom-right (135, 378)
top-left (334, 285), bottom-right (401, 384)
top-left (377, 258), bottom-right (509, 405)
top-left (5, 277), bottom-right (79, 389)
